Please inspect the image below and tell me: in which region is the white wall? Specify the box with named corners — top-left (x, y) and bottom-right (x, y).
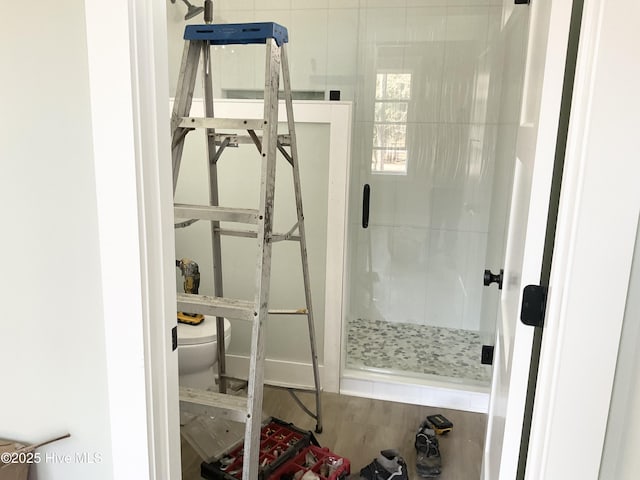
top-left (0, 1), bottom-right (114, 478)
top-left (600, 224), bottom-right (640, 479)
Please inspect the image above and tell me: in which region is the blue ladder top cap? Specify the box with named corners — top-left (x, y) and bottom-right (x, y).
top-left (184, 22), bottom-right (289, 47)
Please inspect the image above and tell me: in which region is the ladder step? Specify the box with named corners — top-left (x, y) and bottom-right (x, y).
top-left (179, 117), bottom-right (266, 130)
top-left (179, 387), bottom-right (249, 424)
top-left (184, 22), bottom-right (289, 47)
top-left (177, 293), bottom-right (255, 321)
top-left (174, 204), bottom-right (259, 224)
top-left (181, 413), bottom-right (245, 463)
top-left (268, 308), bottom-right (308, 315)
top-left (215, 227), bottom-right (301, 242)
top-left (213, 133), bottom-right (291, 147)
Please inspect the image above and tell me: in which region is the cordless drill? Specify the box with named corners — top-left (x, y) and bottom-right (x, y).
top-left (176, 258), bottom-right (205, 325)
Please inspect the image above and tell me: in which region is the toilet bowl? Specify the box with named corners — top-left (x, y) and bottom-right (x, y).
top-left (177, 316), bottom-right (231, 390)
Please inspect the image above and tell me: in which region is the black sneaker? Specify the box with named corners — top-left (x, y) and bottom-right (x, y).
top-left (354, 449), bottom-right (408, 480)
top-left (415, 423), bottom-right (442, 478)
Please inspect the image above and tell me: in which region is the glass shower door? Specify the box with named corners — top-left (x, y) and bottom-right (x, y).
top-left (345, 126), bottom-right (497, 385)
top-left (344, 4), bottom-right (521, 386)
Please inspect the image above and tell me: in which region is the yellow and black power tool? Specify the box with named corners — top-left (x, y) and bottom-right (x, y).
top-left (426, 414), bottom-right (453, 435)
top-left (176, 258), bottom-right (205, 325)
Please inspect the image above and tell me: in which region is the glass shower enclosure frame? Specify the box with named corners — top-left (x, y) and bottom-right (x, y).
top-left (341, 4), bottom-right (529, 392)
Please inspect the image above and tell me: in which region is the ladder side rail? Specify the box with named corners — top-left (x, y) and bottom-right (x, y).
top-left (201, 41), bottom-right (228, 394)
top-left (172, 40), bottom-right (202, 193)
top-left (242, 37), bottom-right (281, 480)
top-left (280, 43), bottom-right (323, 434)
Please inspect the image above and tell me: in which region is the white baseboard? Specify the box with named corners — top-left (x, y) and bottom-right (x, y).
top-left (226, 356), bottom-right (489, 413)
top-left (225, 354), bottom-right (329, 392)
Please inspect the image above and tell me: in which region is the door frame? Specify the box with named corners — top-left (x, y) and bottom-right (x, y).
top-left (91, 0), bottom-right (639, 478)
top-left (84, 0), bottom-right (181, 478)
top-left (482, 0), bottom-right (575, 477)
top-left (523, 0), bottom-right (640, 477)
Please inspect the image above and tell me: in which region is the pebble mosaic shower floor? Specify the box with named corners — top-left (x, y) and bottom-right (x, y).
top-left (346, 318), bottom-right (492, 383)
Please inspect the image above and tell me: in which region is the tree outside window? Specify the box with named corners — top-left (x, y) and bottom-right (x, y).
top-left (372, 72), bottom-right (411, 174)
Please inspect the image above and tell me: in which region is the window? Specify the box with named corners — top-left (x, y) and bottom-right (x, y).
top-left (372, 72), bottom-right (412, 174)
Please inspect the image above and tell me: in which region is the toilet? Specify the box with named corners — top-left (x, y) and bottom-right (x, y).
top-left (177, 316), bottom-right (232, 391)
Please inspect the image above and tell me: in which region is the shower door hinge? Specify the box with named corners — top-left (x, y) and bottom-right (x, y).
top-left (172, 326), bottom-right (178, 351)
top-left (481, 345), bottom-right (495, 365)
top-left (520, 285), bottom-right (548, 328)
top-left (515, 0), bottom-right (530, 5)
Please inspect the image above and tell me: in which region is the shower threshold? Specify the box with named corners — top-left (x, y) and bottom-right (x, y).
top-left (340, 368), bottom-right (490, 413)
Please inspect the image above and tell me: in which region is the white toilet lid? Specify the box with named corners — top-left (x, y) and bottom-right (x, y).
top-left (177, 316), bottom-right (230, 346)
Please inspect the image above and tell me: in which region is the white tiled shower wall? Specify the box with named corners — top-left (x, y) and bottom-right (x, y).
top-left (166, 1), bottom-right (524, 359)
top-left (167, 1), bottom-right (504, 99)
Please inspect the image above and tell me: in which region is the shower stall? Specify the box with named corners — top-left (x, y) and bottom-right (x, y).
top-left (342, 4), bottom-right (530, 396)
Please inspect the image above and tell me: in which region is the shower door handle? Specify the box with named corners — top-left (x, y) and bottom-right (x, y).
top-left (362, 184), bottom-right (370, 228)
top-left (484, 269), bottom-right (504, 290)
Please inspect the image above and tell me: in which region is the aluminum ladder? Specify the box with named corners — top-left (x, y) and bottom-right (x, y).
top-left (171, 22), bottom-right (323, 479)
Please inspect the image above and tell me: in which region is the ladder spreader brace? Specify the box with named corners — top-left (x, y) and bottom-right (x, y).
top-left (171, 22), bottom-right (323, 480)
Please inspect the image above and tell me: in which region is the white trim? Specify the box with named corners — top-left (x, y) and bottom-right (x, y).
top-left (182, 99), bottom-right (352, 394)
top-left (341, 370), bottom-right (490, 413)
top-left (525, 0), bottom-right (640, 477)
top-left (222, 356), bottom-right (489, 414)
top-left (86, 1), bottom-right (182, 478)
top-left (84, 2), bottom-right (151, 478)
top-left (129, 1), bottom-right (183, 479)
top-left (226, 355), bottom-right (325, 391)
top-left (323, 104), bottom-right (353, 393)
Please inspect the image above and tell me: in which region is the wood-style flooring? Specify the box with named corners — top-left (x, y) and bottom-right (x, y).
top-left (181, 390), bottom-right (486, 480)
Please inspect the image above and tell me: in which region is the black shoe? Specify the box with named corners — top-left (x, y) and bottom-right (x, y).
top-left (356, 450), bottom-right (408, 480)
top-left (415, 422), bottom-right (442, 478)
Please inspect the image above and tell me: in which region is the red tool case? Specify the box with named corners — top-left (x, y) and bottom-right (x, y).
top-left (200, 418), bottom-right (318, 480)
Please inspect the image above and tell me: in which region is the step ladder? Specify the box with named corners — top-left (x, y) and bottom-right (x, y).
top-left (171, 21), bottom-right (323, 479)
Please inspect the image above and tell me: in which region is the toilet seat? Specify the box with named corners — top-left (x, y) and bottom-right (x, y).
top-left (177, 316), bottom-right (230, 346)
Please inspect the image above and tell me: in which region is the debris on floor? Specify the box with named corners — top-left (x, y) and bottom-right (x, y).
top-left (348, 450), bottom-right (408, 480)
top-left (273, 445), bottom-right (349, 479)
